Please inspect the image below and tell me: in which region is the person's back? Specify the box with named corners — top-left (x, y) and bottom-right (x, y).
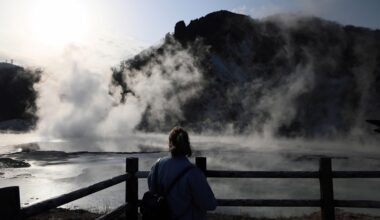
top-left (147, 127), bottom-right (217, 220)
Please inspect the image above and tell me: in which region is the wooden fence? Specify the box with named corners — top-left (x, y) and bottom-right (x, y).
top-left (1, 157), bottom-right (380, 220)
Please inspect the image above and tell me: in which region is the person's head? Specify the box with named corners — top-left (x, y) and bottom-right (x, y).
top-left (169, 126), bottom-right (192, 157)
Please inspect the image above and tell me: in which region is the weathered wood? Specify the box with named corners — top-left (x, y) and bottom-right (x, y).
top-left (216, 199), bottom-right (320, 207)
top-left (20, 174), bottom-right (127, 218)
top-left (126, 157), bottom-right (138, 220)
top-left (95, 203), bottom-right (127, 220)
top-left (212, 199), bottom-right (380, 208)
top-left (335, 200), bottom-right (380, 208)
top-left (333, 171), bottom-right (380, 178)
top-left (138, 170), bottom-right (380, 179)
top-left (0, 186), bottom-right (21, 220)
top-left (196, 157), bottom-right (207, 174)
top-left (319, 158), bottom-right (335, 220)
top-left (206, 170), bottom-right (319, 178)
top-left (9, 156), bottom-right (380, 220)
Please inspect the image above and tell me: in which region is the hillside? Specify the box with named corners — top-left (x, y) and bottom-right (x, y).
top-left (0, 62), bottom-right (41, 131)
top-left (111, 11), bottom-right (380, 137)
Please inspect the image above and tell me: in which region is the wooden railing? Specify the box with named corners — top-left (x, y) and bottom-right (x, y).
top-left (1, 157), bottom-right (380, 220)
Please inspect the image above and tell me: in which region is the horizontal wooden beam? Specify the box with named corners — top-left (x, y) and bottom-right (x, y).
top-left (335, 200), bottom-right (380, 208)
top-left (333, 171), bottom-right (380, 178)
top-left (214, 199), bottom-right (380, 208)
top-left (216, 199), bottom-right (321, 207)
top-left (137, 170), bottom-right (320, 179)
top-left (19, 174), bottom-right (128, 218)
top-left (137, 170), bottom-right (380, 179)
top-left (206, 170), bottom-right (319, 178)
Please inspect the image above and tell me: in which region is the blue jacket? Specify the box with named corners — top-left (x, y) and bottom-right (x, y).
top-left (148, 156), bottom-right (217, 220)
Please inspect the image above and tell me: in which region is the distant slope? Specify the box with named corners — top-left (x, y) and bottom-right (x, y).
top-left (111, 11), bottom-right (380, 137)
top-left (0, 62), bottom-right (41, 131)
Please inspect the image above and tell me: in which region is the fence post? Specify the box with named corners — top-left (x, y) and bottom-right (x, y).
top-left (126, 157), bottom-right (138, 220)
top-left (196, 157), bottom-right (207, 174)
top-left (0, 186), bottom-right (21, 220)
top-left (319, 158), bottom-right (335, 220)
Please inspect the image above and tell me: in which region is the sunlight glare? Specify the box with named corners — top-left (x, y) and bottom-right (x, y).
top-left (28, 0), bottom-right (91, 48)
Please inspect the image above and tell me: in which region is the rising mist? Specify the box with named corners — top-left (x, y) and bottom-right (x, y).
top-left (31, 11), bottom-right (380, 142)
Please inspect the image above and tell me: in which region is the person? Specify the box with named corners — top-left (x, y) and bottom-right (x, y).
top-left (147, 126), bottom-right (217, 220)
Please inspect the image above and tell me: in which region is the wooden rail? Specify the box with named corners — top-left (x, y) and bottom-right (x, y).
top-left (1, 157), bottom-right (380, 220)
top-left (20, 174), bottom-right (128, 218)
top-left (0, 158), bottom-right (136, 220)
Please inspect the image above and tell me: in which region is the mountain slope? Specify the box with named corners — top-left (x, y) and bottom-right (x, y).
top-left (0, 63), bottom-right (41, 130)
top-left (111, 11), bottom-right (380, 137)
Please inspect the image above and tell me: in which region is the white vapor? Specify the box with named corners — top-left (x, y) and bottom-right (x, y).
top-left (36, 38), bottom-right (203, 140)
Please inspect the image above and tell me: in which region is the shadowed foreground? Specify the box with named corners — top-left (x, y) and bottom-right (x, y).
top-left (27, 208), bottom-right (380, 220)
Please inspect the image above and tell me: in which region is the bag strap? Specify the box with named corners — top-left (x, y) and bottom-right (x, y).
top-left (153, 158), bottom-right (161, 194)
top-left (164, 164), bottom-right (195, 196)
top-left (166, 165), bottom-right (195, 220)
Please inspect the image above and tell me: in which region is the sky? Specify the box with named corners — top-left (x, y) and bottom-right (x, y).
top-left (0, 0), bottom-right (380, 67)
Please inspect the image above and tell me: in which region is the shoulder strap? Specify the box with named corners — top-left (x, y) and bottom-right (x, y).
top-left (153, 158), bottom-right (161, 193)
top-left (164, 165), bottom-right (195, 195)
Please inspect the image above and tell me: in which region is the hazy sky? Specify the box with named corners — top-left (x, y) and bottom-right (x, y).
top-left (0, 0), bottom-right (380, 67)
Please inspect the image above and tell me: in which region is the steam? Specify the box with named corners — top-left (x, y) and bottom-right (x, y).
top-left (2, 10), bottom-right (380, 219)
top-left (37, 61), bottom-right (107, 137)
top-left (34, 12), bottom-right (380, 141)
top-left (215, 13), bottom-right (380, 138)
top-left (116, 39), bottom-right (204, 130)
top-left (255, 64), bottom-right (315, 138)
top-left (36, 38), bottom-right (203, 138)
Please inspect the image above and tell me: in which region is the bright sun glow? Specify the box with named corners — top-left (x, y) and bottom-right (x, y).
top-left (28, 0), bottom-right (91, 48)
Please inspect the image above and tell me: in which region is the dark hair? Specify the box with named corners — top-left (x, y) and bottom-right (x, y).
top-left (169, 126), bottom-right (192, 157)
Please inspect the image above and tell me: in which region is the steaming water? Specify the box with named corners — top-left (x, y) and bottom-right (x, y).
top-left (1, 133), bottom-right (380, 217)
